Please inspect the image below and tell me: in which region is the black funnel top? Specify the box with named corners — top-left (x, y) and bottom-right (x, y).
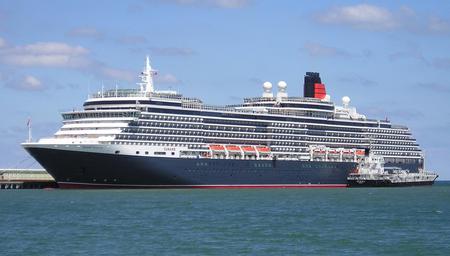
top-left (304, 72), bottom-right (321, 98)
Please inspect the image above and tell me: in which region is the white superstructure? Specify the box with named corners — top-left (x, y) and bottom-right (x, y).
top-left (28, 57), bottom-right (426, 172)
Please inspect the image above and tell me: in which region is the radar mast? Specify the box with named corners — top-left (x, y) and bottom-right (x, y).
top-left (138, 56), bottom-right (157, 93)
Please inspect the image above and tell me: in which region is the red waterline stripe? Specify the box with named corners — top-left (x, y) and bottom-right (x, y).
top-left (191, 184), bottom-right (347, 189)
top-left (57, 182), bottom-right (348, 189)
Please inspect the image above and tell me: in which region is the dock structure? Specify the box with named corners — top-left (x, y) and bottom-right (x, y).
top-left (0, 169), bottom-right (57, 189)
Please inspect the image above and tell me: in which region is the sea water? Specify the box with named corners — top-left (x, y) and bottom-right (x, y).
top-left (1, 182), bottom-right (450, 255)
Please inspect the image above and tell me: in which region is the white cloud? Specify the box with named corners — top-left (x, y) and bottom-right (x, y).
top-left (432, 58), bottom-right (450, 70)
top-left (0, 37), bottom-right (6, 48)
top-left (0, 39), bottom-right (135, 82)
top-left (212, 0), bottom-right (249, 8)
top-left (1, 42), bottom-right (90, 68)
top-left (388, 47), bottom-right (450, 71)
top-left (416, 82), bottom-right (450, 94)
top-left (67, 27), bottom-right (103, 39)
top-left (23, 75), bottom-right (43, 89)
top-left (316, 4), bottom-right (450, 35)
top-left (17, 42), bottom-right (88, 55)
top-left (338, 75), bottom-right (377, 87)
top-left (399, 5), bottom-right (415, 17)
top-left (428, 17), bottom-right (450, 33)
top-left (317, 4), bottom-right (398, 30)
top-left (156, 73), bottom-right (180, 84)
top-left (303, 42), bottom-right (350, 57)
top-left (0, 38), bottom-right (182, 84)
top-left (155, 0), bottom-right (250, 8)
top-left (3, 54), bottom-right (90, 68)
top-left (150, 47), bottom-right (195, 56)
top-left (117, 36), bottom-right (148, 45)
top-left (98, 66), bottom-right (135, 81)
top-left (3, 75), bottom-right (45, 91)
top-left (388, 47), bottom-right (428, 64)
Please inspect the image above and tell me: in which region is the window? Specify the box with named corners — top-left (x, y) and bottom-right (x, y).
top-left (115, 150), bottom-right (120, 154)
top-left (136, 151), bottom-right (140, 154)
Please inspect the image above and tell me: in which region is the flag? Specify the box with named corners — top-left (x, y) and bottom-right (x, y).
top-left (27, 118), bottom-right (31, 128)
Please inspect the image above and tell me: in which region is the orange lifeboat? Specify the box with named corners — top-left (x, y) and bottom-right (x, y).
top-left (328, 149), bottom-right (340, 156)
top-left (209, 145), bottom-right (225, 151)
top-left (225, 145), bottom-right (241, 152)
top-left (313, 149), bottom-right (326, 155)
top-left (356, 149), bottom-right (365, 156)
top-left (342, 149), bottom-right (354, 158)
top-left (241, 146), bottom-right (256, 152)
top-left (256, 146), bottom-right (271, 153)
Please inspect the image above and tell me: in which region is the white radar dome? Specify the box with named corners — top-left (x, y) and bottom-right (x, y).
top-left (277, 81), bottom-right (287, 89)
top-left (342, 96), bottom-right (351, 106)
top-left (263, 81), bottom-right (273, 89)
top-left (324, 94), bottom-right (331, 102)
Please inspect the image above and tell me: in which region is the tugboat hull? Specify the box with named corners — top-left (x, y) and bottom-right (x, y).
top-left (348, 179), bottom-right (436, 187)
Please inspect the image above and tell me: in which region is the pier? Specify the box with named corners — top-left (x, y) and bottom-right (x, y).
top-left (0, 169), bottom-right (57, 189)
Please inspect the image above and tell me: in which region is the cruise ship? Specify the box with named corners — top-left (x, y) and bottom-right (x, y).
top-left (22, 57), bottom-right (426, 188)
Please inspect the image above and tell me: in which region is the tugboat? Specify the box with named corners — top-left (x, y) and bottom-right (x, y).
top-left (347, 150), bottom-right (438, 187)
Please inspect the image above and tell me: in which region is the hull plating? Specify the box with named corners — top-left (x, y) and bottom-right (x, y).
top-left (25, 146), bottom-right (357, 188)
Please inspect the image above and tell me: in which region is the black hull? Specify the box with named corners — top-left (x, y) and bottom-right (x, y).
top-left (348, 180), bottom-right (435, 187)
top-left (24, 146), bottom-right (357, 189)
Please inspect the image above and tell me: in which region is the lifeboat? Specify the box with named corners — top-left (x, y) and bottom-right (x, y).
top-left (356, 149), bottom-right (365, 156)
top-left (342, 149), bottom-right (354, 157)
top-left (328, 149), bottom-right (340, 155)
top-left (256, 146), bottom-right (271, 153)
top-left (225, 145), bottom-right (241, 152)
top-left (313, 149), bottom-right (326, 155)
top-left (328, 149), bottom-right (340, 158)
top-left (241, 146), bottom-right (256, 152)
top-left (209, 145), bottom-right (225, 151)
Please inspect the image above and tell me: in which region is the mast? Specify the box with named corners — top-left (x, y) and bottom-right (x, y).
top-left (138, 56), bottom-right (157, 93)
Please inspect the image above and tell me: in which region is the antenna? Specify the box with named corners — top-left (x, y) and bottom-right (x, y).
top-left (87, 79), bottom-right (91, 99)
top-left (27, 118), bottom-right (32, 143)
top-left (101, 81), bottom-right (104, 98)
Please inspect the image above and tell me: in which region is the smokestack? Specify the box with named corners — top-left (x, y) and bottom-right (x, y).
top-left (304, 72), bottom-right (326, 99)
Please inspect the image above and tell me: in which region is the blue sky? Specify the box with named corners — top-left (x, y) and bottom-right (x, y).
top-left (1, 0), bottom-right (449, 178)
